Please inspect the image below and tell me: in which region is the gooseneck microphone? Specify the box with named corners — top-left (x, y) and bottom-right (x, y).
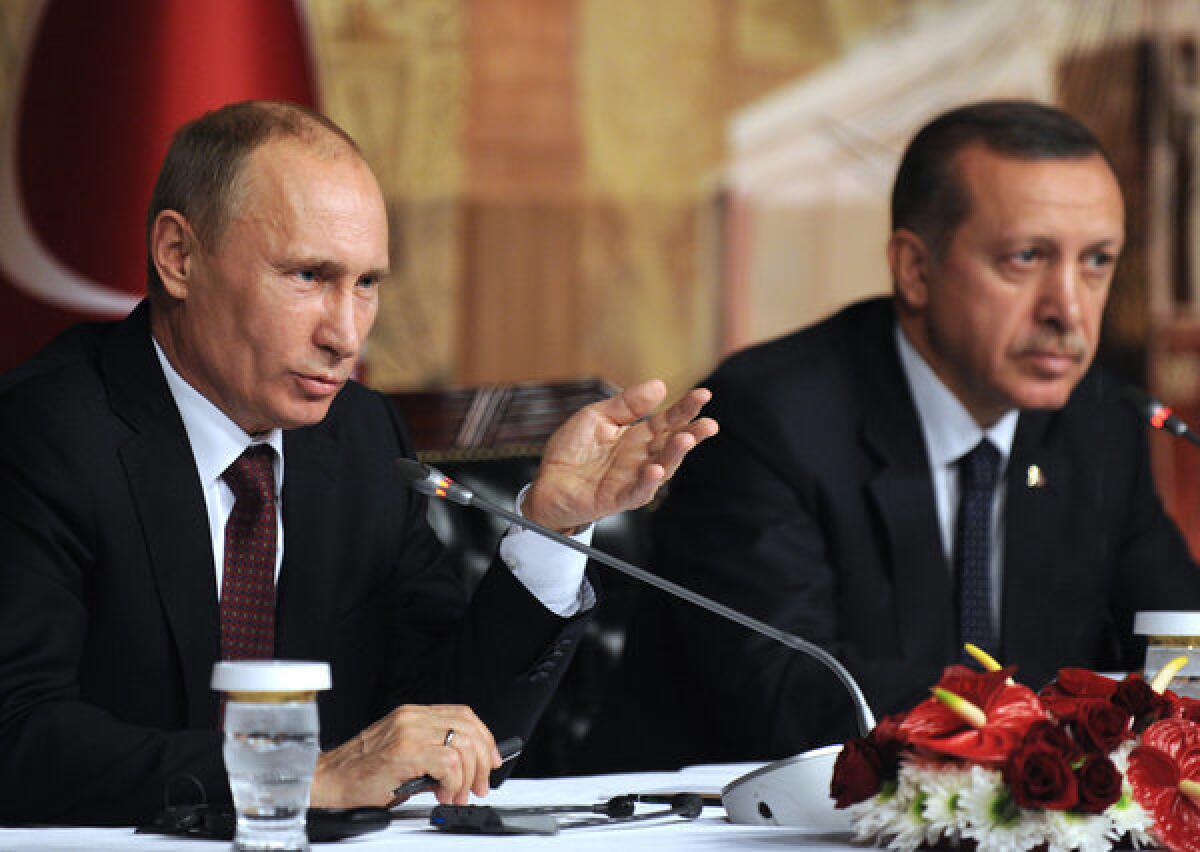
top-left (1123, 386), bottom-right (1200, 448)
top-left (395, 457), bottom-right (876, 737)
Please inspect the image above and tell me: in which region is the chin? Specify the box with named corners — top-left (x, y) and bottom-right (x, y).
top-left (275, 400), bottom-right (337, 430)
top-left (1006, 380), bottom-right (1079, 412)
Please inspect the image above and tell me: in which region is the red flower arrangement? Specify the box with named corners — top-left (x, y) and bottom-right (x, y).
top-left (830, 656), bottom-right (1200, 852)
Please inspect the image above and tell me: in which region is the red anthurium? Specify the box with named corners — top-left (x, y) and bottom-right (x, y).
top-left (899, 666), bottom-right (1047, 764)
top-left (1128, 719), bottom-right (1200, 852)
top-left (1165, 692), bottom-right (1200, 725)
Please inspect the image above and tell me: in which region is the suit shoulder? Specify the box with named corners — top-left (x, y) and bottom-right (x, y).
top-left (1051, 366), bottom-right (1147, 454)
top-left (310, 381), bottom-right (415, 453)
top-left (0, 346), bottom-right (109, 435)
top-left (707, 298), bottom-right (884, 417)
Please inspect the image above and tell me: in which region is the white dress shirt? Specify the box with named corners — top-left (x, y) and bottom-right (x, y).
top-left (894, 326), bottom-right (1018, 631)
top-left (153, 340), bottom-right (594, 616)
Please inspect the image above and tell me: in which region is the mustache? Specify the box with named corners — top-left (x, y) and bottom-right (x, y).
top-left (1012, 329), bottom-right (1088, 359)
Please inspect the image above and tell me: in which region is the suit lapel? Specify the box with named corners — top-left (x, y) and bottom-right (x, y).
top-left (1000, 410), bottom-right (1068, 667)
top-left (274, 426), bottom-right (339, 664)
top-left (101, 303), bottom-right (222, 728)
top-left (856, 306), bottom-right (957, 663)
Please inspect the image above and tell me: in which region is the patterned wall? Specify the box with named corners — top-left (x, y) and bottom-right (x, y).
top-left (307, 0), bottom-right (912, 391)
top-left (0, 0), bottom-right (912, 391)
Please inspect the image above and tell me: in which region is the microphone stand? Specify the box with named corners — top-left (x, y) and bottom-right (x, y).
top-left (395, 458), bottom-right (875, 738)
top-left (396, 457), bottom-right (872, 830)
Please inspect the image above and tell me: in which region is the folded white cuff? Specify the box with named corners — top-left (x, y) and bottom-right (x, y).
top-left (499, 483), bottom-right (596, 617)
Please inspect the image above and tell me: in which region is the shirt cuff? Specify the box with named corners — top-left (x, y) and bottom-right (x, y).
top-left (499, 484), bottom-right (596, 617)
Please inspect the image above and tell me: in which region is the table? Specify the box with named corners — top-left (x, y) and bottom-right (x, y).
top-left (0, 763), bottom-right (856, 850)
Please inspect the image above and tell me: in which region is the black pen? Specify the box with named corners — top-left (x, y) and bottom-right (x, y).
top-left (390, 736), bottom-right (523, 802)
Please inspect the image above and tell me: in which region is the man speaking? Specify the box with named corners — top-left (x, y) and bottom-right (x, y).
top-left (598, 100), bottom-right (1200, 770)
top-left (0, 101), bottom-right (716, 823)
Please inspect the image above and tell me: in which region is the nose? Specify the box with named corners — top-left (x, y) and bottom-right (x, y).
top-left (314, 286), bottom-right (361, 361)
top-left (1034, 258), bottom-right (1082, 333)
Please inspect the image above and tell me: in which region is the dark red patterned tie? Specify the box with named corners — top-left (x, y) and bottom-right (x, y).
top-left (219, 445), bottom-right (277, 660)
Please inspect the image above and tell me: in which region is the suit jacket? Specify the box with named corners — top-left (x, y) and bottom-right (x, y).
top-left (0, 303), bottom-right (587, 824)
top-left (589, 297), bottom-right (1200, 771)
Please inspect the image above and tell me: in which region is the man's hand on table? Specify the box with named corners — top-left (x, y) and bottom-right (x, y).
top-left (310, 704), bottom-right (500, 807)
top-left (522, 380), bottom-right (718, 534)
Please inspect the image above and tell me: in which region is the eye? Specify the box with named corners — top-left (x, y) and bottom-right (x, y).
top-left (294, 268), bottom-right (318, 283)
top-left (1010, 247), bottom-right (1041, 265)
top-left (1083, 249), bottom-right (1116, 271)
top-left (357, 274), bottom-right (378, 290)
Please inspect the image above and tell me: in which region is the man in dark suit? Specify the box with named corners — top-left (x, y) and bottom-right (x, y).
top-left (0, 101), bottom-right (716, 824)
top-left (593, 100), bottom-right (1200, 771)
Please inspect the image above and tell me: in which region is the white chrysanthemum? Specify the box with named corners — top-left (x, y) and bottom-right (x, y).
top-left (1042, 809), bottom-right (1113, 852)
top-left (846, 761), bottom-right (942, 852)
top-left (847, 794), bottom-right (893, 844)
top-left (957, 766), bottom-right (1045, 852)
top-left (919, 763), bottom-right (975, 844)
top-left (847, 779), bottom-right (905, 844)
top-left (882, 786), bottom-right (937, 852)
top-left (1105, 788), bottom-right (1155, 848)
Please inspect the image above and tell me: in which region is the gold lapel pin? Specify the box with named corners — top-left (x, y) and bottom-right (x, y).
top-left (1026, 464), bottom-right (1046, 489)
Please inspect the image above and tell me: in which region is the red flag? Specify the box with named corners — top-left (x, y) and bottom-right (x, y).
top-left (0, 0), bottom-right (316, 371)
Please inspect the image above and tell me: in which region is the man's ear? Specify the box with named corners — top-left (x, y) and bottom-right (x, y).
top-left (149, 210), bottom-right (197, 301)
top-left (888, 228), bottom-right (933, 311)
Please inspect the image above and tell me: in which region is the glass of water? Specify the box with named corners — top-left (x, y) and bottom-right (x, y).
top-left (1135, 611), bottom-right (1200, 699)
top-left (212, 661), bottom-right (332, 851)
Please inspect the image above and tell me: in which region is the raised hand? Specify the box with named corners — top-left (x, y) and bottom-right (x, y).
top-left (522, 380), bottom-right (717, 533)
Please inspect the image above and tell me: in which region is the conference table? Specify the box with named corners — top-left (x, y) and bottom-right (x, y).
top-left (0, 763), bottom-right (856, 850)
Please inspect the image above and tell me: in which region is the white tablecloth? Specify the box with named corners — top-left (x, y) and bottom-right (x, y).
top-left (0, 763), bottom-right (856, 851)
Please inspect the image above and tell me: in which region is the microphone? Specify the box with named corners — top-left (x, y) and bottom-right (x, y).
top-left (395, 458), bottom-right (876, 738)
top-left (1123, 386), bottom-right (1200, 448)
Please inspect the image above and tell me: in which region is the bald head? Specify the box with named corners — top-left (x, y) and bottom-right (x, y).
top-left (145, 100), bottom-right (365, 298)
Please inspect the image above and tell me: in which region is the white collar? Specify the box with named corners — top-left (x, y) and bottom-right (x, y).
top-left (152, 339), bottom-right (284, 490)
top-left (894, 324), bottom-right (1018, 469)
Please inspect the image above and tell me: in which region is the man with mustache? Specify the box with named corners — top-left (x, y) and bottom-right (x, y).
top-left (0, 101), bottom-right (716, 823)
top-left (593, 100), bottom-right (1200, 769)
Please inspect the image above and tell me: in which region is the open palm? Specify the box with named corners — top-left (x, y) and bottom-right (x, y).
top-left (523, 380), bottom-right (718, 533)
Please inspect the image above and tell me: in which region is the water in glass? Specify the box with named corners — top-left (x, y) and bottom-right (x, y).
top-left (224, 699), bottom-right (319, 851)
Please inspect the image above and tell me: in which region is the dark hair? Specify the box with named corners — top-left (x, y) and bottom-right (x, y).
top-left (891, 100), bottom-right (1112, 257)
top-left (145, 100), bottom-right (361, 296)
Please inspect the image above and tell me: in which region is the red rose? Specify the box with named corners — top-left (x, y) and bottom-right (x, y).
top-left (1075, 754), bottom-right (1123, 814)
top-left (1073, 701), bottom-right (1131, 755)
top-left (1113, 676), bottom-right (1170, 731)
top-left (1021, 719), bottom-right (1082, 761)
top-left (867, 713), bottom-right (907, 780)
top-left (1052, 668), bottom-right (1120, 699)
top-left (1003, 743), bottom-right (1079, 811)
top-left (831, 738), bottom-right (884, 808)
top-left (1041, 669), bottom-right (1119, 721)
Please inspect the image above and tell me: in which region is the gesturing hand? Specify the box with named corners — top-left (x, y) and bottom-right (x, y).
top-left (522, 380), bottom-right (717, 533)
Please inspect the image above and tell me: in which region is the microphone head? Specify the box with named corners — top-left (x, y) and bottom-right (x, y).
top-left (1122, 385), bottom-right (1186, 435)
top-left (393, 457), bottom-right (474, 505)
top-left (1121, 385), bottom-right (1157, 420)
top-left (394, 457), bottom-right (432, 484)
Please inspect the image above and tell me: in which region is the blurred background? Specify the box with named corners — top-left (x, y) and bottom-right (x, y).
top-left (4, 0), bottom-right (1200, 550)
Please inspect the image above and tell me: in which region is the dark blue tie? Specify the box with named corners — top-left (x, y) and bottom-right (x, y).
top-left (955, 439), bottom-right (1001, 653)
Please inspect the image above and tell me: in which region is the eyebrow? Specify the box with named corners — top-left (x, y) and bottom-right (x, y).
top-left (277, 259), bottom-right (391, 279)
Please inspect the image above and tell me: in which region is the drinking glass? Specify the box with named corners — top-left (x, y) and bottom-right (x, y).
top-left (1134, 611), bottom-right (1200, 699)
top-left (212, 661), bottom-right (331, 851)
